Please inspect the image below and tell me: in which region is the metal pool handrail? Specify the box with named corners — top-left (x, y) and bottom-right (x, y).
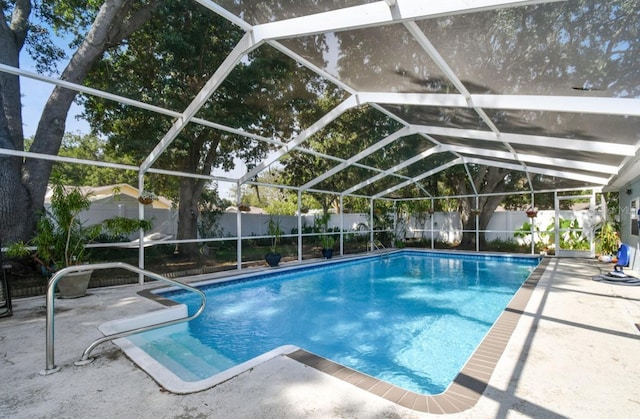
top-left (41, 262), bottom-right (206, 375)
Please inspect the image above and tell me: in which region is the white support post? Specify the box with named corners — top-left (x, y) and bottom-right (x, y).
top-left (431, 199), bottom-right (435, 249)
top-left (530, 193), bottom-right (535, 255)
top-left (298, 191), bottom-right (303, 262)
top-left (370, 198), bottom-right (375, 251)
top-left (340, 196), bottom-right (344, 256)
top-left (475, 196), bottom-right (480, 252)
top-left (554, 191), bottom-right (560, 253)
top-left (137, 174), bottom-right (145, 285)
top-left (236, 182), bottom-right (242, 271)
top-left (393, 201), bottom-right (397, 247)
top-left (590, 191), bottom-right (596, 256)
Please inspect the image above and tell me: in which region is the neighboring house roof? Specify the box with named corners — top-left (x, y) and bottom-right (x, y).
top-left (44, 183), bottom-right (174, 210)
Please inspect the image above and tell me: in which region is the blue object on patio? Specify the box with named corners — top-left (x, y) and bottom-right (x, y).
top-left (614, 243), bottom-right (631, 272)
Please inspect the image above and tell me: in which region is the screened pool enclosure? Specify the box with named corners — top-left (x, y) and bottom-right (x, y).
top-left (1, 0), bottom-right (639, 278)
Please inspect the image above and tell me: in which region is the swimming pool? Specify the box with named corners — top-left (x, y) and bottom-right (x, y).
top-left (104, 250), bottom-right (540, 399)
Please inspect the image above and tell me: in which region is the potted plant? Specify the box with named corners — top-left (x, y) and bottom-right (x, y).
top-left (316, 212), bottom-right (336, 259)
top-left (7, 181), bottom-right (152, 298)
top-left (265, 217), bottom-right (282, 267)
top-left (596, 220), bottom-right (619, 262)
top-left (137, 190), bottom-right (157, 205)
top-left (320, 235), bottom-right (335, 259)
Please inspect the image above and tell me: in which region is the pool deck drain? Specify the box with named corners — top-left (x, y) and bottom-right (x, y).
top-left (287, 257), bottom-right (548, 414)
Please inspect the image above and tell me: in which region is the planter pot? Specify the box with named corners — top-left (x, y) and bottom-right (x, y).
top-left (57, 270), bottom-right (93, 299)
top-left (138, 197), bottom-right (154, 205)
top-left (321, 248), bottom-right (333, 259)
top-left (265, 253), bottom-right (281, 267)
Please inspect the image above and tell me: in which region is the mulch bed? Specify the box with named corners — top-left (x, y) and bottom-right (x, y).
top-left (4, 257), bottom-right (268, 299)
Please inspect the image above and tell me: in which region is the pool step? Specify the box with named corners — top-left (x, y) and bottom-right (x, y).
top-left (137, 332), bottom-right (236, 382)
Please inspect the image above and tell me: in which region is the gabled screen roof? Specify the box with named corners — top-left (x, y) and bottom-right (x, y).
top-left (4, 0), bottom-right (638, 199)
top-left (189, 0), bottom-right (639, 198)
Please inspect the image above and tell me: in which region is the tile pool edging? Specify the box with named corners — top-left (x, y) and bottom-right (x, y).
top-left (285, 257), bottom-right (549, 414)
top-left (128, 251), bottom-right (545, 408)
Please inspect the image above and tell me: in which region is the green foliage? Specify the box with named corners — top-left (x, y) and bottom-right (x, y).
top-left (24, 20), bottom-right (67, 75)
top-left (485, 238), bottom-right (521, 252)
top-left (321, 235), bottom-right (336, 249)
top-left (49, 133), bottom-right (139, 187)
top-left (101, 217), bottom-right (153, 237)
top-left (82, 1), bottom-right (315, 174)
top-left (38, 1), bottom-right (103, 33)
top-left (315, 212), bottom-right (338, 249)
top-left (514, 216), bottom-right (591, 251)
top-left (558, 218), bottom-right (589, 250)
top-left (280, 98), bottom-right (401, 213)
top-left (7, 179), bottom-right (152, 269)
top-left (266, 217), bottom-right (282, 254)
top-left (596, 221), bottom-right (618, 255)
top-left (595, 192), bottom-right (620, 255)
top-left (6, 241), bottom-right (32, 258)
top-left (79, 2), bottom-right (323, 248)
top-left (513, 221), bottom-right (539, 240)
top-left (37, 182), bottom-right (96, 267)
top-left (197, 187), bottom-right (226, 239)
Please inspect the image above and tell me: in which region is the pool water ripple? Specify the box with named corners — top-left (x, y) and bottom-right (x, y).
top-left (131, 251), bottom-right (538, 394)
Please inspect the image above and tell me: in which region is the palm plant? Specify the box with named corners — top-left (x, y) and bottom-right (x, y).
top-left (8, 181), bottom-right (152, 270)
top-left (265, 217), bottom-right (282, 266)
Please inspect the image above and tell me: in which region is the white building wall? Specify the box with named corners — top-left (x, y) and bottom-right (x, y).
top-left (54, 195), bottom-right (177, 239)
top-left (620, 179), bottom-right (640, 272)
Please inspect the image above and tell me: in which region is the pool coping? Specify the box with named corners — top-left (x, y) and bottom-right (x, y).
top-left (285, 257), bottom-right (548, 414)
top-left (132, 251), bottom-right (546, 411)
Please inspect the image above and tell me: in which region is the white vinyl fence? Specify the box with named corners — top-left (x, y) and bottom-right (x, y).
top-left (74, 200), bottom-right (598, 248)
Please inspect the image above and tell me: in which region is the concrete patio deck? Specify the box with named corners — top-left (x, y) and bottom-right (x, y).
top-left (1, 257), bottom-right (639, 418)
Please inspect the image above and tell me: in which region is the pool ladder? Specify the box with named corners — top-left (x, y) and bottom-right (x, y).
top-left (370, 240), bottom-right (386, 251)
top-left (41, 262), bottom-right (206, 375)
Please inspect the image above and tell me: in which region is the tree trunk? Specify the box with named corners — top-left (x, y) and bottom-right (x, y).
top-left (0, 1), bottom-right (30, 244)
top-left (459, 187), bottom-right (507, 248)
top-left (175, 176), bottom-right (208, 258)
top-left (455, 166), bottom-right (509, 249)
top-left (0, 93), bottom-right (31, 243)
top-left (0, 1), bottom-right (159, 245)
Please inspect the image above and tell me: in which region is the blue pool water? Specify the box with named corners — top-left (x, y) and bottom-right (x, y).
top-left (130, 251), bottom-right (539, 394)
